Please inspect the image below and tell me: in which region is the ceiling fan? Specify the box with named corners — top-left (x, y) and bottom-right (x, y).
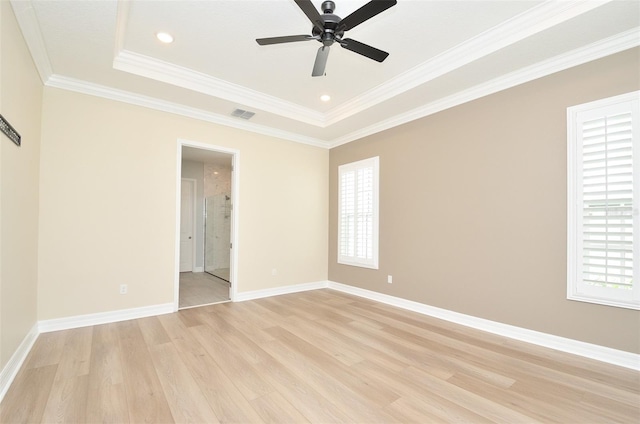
top-left (256, 0), bottom-right (397, 77)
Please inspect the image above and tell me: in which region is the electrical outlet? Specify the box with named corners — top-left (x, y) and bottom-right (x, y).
top-left (119, 284), bottom-right (128, 295)
top-left (271, 268), bottom-right (278, 276)
top-left (387, 275), bottom-right (393, 284)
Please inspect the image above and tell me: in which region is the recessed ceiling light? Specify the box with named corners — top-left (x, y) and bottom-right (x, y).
top-left (320, 94), bottom-right (331, 102)
top-left (156, 32), bottom-right (174, 44)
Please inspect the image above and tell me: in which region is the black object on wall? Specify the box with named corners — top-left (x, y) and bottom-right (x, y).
top-left (0, 114), bottom-right (21, 146)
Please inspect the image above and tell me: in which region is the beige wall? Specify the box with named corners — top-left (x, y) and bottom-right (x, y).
top-left (38, 88), bottom-right (328, 320)
top-left (0, 1), bottom-right (43, 368)
top-left (329, 48), bottom-right (640, 354)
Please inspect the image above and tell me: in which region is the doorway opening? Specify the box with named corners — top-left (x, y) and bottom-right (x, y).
top-left (175, 140), bottom-right (238, 310)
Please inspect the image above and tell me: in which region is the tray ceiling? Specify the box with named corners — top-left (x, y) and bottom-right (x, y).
top-left (10, 0), bottom-right (640, 148)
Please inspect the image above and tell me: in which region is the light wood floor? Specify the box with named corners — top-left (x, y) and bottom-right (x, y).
top-left (179, 271), bottom-right (230, 308)
top-left (2, 289), bottom-right (638, 423)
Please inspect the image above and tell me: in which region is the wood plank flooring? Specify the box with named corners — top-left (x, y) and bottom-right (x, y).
top-left (1, 289), bottom-right (638, 423)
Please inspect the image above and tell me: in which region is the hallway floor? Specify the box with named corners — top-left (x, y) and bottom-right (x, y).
top-left (179, 272), bottom-right (230, 308)
top-left (209, 267), bottom-right (230, 281)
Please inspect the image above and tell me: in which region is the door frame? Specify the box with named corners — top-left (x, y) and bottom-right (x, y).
top-left (174, 138), bottom-right (240, 311)
top-left (179, 177), bottom-right (197, 273)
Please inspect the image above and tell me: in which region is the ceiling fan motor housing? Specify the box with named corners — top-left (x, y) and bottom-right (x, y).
top-left (313, 1), bottom-right (343, 46)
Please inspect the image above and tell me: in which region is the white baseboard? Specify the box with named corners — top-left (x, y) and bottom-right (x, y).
top-left (3, 279), bottom-right (636, 409)
top-left (0, 323), bottom-right (39, 402)
top-left (193, 266), bottom-right (204, 273)
top-left (328, 281), bottom-right (640, 371)
top-left (235, 280), bottom-right (329, 302)
top-left (39, 303), bottom-right (174, 333)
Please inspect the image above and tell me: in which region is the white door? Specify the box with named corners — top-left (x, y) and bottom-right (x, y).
top-left (180, 179), bottom-right (195, 272)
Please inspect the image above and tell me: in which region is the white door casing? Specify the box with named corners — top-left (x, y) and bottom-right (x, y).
top-left (175, 139), bottom-right (240, 312)
top-left (180, 178), bottom-right (196, 272)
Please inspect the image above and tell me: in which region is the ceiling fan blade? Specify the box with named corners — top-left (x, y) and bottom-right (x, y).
top-left (337, 0), bottom-right (397, 32)
top-left (312, 46), bottom-right (330, 77)
top-left (340, 38), bottom-right (389, 62)
top-left (256, 35), bottom-right (314, 45)
top-left (294, 0), bottom-right (325, 32)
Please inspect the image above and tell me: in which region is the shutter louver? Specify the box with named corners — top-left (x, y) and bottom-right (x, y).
top-left (338, 157), bottom-right (379, 269)
top-left (356, 167), bottom-right (374, 261)
top-left (581, 112), bottom-right (634, 290)
top-left (340, 170), bottom-right (355, 258)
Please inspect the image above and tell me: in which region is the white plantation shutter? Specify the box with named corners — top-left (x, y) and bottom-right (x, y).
top-left (568, 92), bottom-right (639, 309)
top-left (581, 112), bottom-right (634, 288)
top-left (338, 157), bottom-right (379, 269)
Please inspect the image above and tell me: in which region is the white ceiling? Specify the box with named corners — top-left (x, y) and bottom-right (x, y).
top-left (11, 0), bottom-right (640, 148)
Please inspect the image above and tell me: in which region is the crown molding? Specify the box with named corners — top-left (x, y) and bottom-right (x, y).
top-left (111, 0), bottom-right (325, 127)
top-left (41, 25), bottom-right (640, 152)
top-left (12, 0), bottom-right (635, 150)
top-left (45, 74), bottom-right (329, 148)
top-left (9, 0), bottom-right (53, 83)
top-left (113, 0), bottom-right (130, 57)
top-left (324, 0), bottom-right (613, 126)
top-left (113, 50), bottom-right (326, 127)
top-left (109, 1), bottom-right (612, 129)
top-left (328, 28), bottom-right (640, 148)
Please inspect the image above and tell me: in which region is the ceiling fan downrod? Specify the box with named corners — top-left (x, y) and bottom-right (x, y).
top-left (322, 1), bottom-right (335, 13)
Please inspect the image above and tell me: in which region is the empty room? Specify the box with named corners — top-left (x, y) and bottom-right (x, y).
top-left (1, 0), bottom-right (639, 422)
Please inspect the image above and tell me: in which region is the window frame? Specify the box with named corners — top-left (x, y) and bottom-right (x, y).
top-left (567, 91), bottom-right (639, 310)
top-left (337, 156), bottom-right (380, 269)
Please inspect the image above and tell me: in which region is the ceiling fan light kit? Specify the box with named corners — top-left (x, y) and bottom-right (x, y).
top-left (256, 0), bottom-right (397, 77)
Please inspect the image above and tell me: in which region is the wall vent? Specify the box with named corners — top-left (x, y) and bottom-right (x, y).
top-left (231, 109), bottom-right (255, 120)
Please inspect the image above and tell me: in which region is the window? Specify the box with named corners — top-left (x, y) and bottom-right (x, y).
top-left (338, 156), bottom-right (379, 269)
top-left (567, 91), bottom-right (639, 310)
